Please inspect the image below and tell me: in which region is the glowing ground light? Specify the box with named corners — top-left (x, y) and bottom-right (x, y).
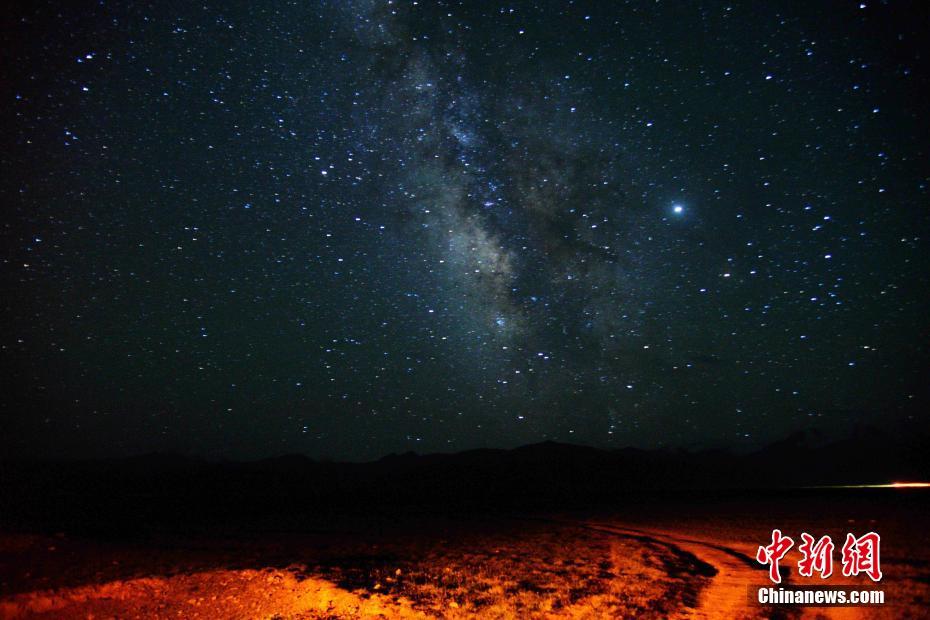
top-left (807, 481), bottom-right (930, 489)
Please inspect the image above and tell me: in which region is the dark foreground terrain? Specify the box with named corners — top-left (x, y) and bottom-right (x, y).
top-left (1, 437), bottom-right (929, 618)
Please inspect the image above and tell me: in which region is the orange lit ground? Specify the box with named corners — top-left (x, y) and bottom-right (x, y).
top-left (0, 519), bottom-right (710, 619)
top-left (1, 504), bottom-right (928, 619)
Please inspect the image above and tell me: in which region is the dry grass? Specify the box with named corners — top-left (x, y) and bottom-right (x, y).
top-left (5, 496), bottom-right (926, 619)
top-left (0, 518), bottom-right (709, 619)
top-left (595, 495), bottom-right (930, 619)
top-left (310, 519), bottom-right (709, 618)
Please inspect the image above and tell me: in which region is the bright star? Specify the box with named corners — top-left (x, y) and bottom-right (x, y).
top-left (672, 204), bottom-right (684, 214)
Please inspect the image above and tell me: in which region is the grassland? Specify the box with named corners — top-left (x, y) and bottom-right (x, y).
top-left (1, 491), bottom-right (928, 619)
top-left (0, 517), bottom-right (706, 619)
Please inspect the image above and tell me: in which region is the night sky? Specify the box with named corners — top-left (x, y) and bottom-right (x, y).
top-left (2, 1), bottom-right (928, 460)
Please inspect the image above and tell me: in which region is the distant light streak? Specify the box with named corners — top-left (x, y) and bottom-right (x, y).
top-left (804, 482), bottom-right (930, 489)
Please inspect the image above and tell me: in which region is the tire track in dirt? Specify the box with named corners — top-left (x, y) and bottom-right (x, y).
top-left (587, 521), bottom-right (895, 620)
top-left (580, 521), bottom-right (881, 620)
top-left (515, 517), bottom-right (822, 620)
top-left (578, 521), bottom-right (785, 619)
top-left (518, 517), bottom-right (770, 618)
top-left (516, 516), bottom-right (716, 610)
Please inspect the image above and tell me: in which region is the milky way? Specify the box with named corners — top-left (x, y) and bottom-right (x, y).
top-left (2, 2), bottom-right (928, 459)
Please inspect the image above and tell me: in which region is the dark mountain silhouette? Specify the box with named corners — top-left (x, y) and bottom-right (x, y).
top-left (1, 430), bottom-right (927, 535)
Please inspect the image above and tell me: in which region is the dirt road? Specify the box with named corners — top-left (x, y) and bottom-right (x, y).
top-left (578, 519), bottom-right (886, 620)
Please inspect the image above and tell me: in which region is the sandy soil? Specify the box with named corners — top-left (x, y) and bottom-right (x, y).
top-left (0, 518), bottom-right (707, 619)
top-left (1, 499), bottom-right (927, 619)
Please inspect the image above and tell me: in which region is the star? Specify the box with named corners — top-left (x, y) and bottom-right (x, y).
top-left (2, 0), bottom-right (925, 460)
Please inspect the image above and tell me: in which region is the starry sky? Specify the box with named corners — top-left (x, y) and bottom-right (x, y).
top-left (2, 1), bottom-right (928, 460)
